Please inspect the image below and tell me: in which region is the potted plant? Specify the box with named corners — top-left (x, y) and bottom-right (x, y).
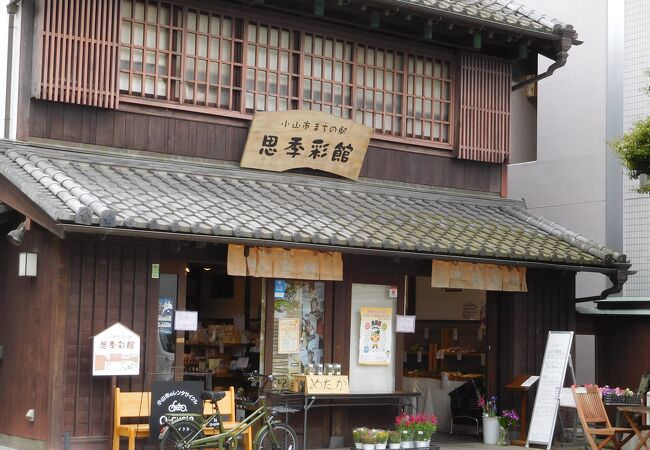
top-left (376, 430), bottom-right (389, 450)
top-left (353, 428), bottom-right (367, 449)
top-left (395, 413), bottom-right (415, 448)
top-left (479, 394), bottom-right (499, 445)
top-left (388, 431), bottom-right (401, 450)
top-left (497, 409), bottom-right (519, 446)
top-left (413, 414), bottom-right (437, 447)
top-left (361, 429), bottom-right (377, 450)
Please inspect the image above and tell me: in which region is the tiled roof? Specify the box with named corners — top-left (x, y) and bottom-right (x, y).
top-left (392, 0), bottom-right (574, 36)
top-left (0, 140), bottom-right (624, 268)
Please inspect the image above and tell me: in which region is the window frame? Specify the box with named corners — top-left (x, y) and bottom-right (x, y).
top-left (118, 0), bottom-right (457, 151)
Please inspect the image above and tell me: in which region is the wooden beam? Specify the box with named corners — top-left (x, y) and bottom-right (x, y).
top-left (0, 175), bottom-right (64, 238)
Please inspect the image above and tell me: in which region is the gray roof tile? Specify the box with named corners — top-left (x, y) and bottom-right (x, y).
top-left (391, 0), bottom-right (575, 36)
top-left (0, 140), bottom-right (625, 269)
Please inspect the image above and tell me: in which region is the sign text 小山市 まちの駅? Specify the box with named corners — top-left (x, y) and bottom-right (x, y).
top-left (240, 110), bottom-right (372, 180)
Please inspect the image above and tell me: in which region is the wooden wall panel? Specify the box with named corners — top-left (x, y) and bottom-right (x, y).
top-left (29, 100), bottom-right (502, 193)
top-left (458, 53), bottom-right (511, 164)
top-left (594, 317), bottom-right (650, 390)
top-left (63, 239), bottom-right (159, 442)
top-left (35, 0), bottom-right (119, 109)
top-left (0, 224), bottom-right (64, 447)
top-left (487, 269), bottom-right (576, 410)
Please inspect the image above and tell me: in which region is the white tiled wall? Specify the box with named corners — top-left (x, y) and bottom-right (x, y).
top-left (623, 0), bottom-right (650, 296)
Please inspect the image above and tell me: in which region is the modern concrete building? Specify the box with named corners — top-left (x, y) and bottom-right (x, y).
top-left (622, 0), bottom-right (650, 297)
top-left (508, 0), bottom-right (625, 300)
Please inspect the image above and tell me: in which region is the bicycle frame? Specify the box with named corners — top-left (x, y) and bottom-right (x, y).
top-left (161, 392), bottom-right (284, 449)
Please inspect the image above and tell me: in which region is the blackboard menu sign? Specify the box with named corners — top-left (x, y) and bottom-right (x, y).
top-left (526, 331), bottom-right (574, 449)
top-left (150, 381), bottom-right (203, 444)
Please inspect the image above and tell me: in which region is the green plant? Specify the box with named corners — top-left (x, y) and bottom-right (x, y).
top-left (375, 430), bottom-right (389, 444)
top-left (413, 417), bottom-right (437, 440)
top-left (388, 431), bottom-right (401, 444)
top-left (361, 429), bottom-right (377, 445)
top-left (611, 116), bottom-right (650, 193)
top-left (353, 428), bottom-right (367, 443)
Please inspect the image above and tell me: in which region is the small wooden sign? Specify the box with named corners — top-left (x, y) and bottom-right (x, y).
top-left (92, 322), bottom-right (140, 376)
top-left (305, 375), bottom-right (350, 394)
top-left (240, 110), bottom-right (372, 181)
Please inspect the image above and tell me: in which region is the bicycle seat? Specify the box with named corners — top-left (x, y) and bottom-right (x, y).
top-left (202, 391), bottom-right (226, 403)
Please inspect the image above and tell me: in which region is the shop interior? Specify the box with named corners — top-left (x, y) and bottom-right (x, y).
top-left (160, 267), bottom-right (486, 432)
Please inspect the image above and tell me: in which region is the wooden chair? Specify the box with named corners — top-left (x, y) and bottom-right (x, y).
top-left (203, 386), bottom-right (253, 450)
top-left (113, 387), bottom-right (151, 450)
top-left (572, 386), bottom-right (634, 450)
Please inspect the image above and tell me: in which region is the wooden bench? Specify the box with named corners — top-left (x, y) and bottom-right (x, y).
top-left (113, 387), bottom-right (151, 450)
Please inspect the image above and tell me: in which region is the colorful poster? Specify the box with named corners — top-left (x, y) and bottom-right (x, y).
top-left (358, 307), bottom-right (393, 365)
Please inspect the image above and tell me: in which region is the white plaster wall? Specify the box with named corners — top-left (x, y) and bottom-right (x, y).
top-left (509, 0), bottom-right (611, 298)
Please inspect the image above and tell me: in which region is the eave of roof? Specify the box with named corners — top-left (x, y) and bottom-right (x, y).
top-left (0, 140), bottom-right (625, 272)
top-left (378, 0), bottom-right (578, 42)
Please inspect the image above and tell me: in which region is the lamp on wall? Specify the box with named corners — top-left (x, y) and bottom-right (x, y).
top-left (6, 220), bottom-right (26, 246)
top-left (18, 252), bottom-right (37, 277)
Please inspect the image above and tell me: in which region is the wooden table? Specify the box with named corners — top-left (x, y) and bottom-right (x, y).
top-left (617, 405), bottom-right (650, 450)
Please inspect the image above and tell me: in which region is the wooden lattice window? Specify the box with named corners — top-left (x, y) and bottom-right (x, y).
top-left (244, 23), bottom-right (300, 113)
top-left (405, 56), bottom-right (452, 143)
top-left (302, 34), bottom-right (354, 119)
top-left (354, 45), bottom-right (404, 136)
top-left (116, 2), bottom-right (458, 147)
top-left (36, 0), bottom-right (120, 108)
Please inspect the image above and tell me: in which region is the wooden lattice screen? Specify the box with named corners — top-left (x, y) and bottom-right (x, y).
top-left (457, 53), bottom-right (512, 163)
top-left (34, 0), bottom-right (120, 108)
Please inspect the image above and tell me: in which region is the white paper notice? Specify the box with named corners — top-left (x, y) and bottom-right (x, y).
top-left (521, 375), bottom-right (540, 388)
top-left (174, 311), bottom-right (198, 331)
top-left (278, 318), bottom-right (300, 354)
top-left (396, 315), bottom-right (416, 333)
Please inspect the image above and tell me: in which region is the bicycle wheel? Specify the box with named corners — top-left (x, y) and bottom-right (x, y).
top-left (159, 420), bottom-right (204, 450)
top-left (255, 423), bottom-right (298, 450)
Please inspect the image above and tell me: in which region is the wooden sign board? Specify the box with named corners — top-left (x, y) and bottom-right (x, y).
top-left (240, 110), bottom-right (372, 180)
top-left (527, 331), bottom-right (574, 449)
top-left (305, 375), bottom-right (350, 394)
top-left (92, 322), bottom-right (140, 376)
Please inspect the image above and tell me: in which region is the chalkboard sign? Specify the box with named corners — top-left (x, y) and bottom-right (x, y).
top-left (150, 381), bottom-right (203, 444)
top-left (526, 331), bottom-right (573, 449)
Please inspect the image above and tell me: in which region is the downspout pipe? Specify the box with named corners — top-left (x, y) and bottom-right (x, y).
top-left (4, 1), bottom-right (21, 139)
top-left (512, 34), bottom-right (579, 92)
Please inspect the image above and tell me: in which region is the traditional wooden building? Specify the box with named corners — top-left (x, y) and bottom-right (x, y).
top-left (0, 1), bottom-right (632, 449)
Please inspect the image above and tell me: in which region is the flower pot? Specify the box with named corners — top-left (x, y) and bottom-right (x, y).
top-left (389, 444), bottom-right (402, 449)
top-left (376, 444), bottom-right (387, 450)
top-left (363, 444), bottom-right (375, 450)
top-left (355, 444), bottom-right (363, 449)
top-left (482, 416), bottom-right (499, 445)
top-left (401, 441), bottom-right (415, 449)
top-left (497, 426), bottom-right (509, 446)
top-left (415, 440), bottom-right (430, 448)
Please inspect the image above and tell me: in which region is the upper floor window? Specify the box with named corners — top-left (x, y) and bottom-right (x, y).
top-left (119, 0), bottom-right (454, 146)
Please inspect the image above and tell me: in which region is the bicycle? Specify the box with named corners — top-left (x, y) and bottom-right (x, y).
top-left (158, 372), bottom-right (298, 450)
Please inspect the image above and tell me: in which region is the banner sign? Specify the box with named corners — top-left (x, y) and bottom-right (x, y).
top-left (358, 307), bottom-right (393, 365)
top-left (150, 381), bottom-right (204, 444)
top-left (240, 110), bottom-right (372, 180)
top-left (92, 322), bottom-right (140, 376)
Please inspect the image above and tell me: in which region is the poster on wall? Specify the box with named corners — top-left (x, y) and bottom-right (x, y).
top-left (278, 318), bottom-right (301, 354)
top-left (358, 307), bottom-right (393, 365)
top-left (92, 322), bottom-right (140, 376)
